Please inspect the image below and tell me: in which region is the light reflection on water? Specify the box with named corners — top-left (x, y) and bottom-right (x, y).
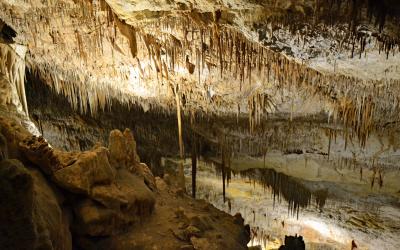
top-left (183, 161), bottom-right (400, 250)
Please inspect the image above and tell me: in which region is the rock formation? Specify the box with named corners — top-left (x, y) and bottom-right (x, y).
top-left (0, 114), bottom-right (250, 249)
top-left (0, 159), bottom-right (71, 250)
top-left (0, 0), bottom-right (399, 249)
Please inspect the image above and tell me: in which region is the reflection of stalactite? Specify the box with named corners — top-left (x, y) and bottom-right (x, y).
top-left (328, 128), bottom-right (332, 160)
top-left (314, 189), bottom-right (328, 210)
top-left (236, 168), bottom-right (321, 218)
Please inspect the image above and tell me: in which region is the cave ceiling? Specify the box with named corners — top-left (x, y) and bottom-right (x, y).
top-left (1, 0), bottom-right (400, 146)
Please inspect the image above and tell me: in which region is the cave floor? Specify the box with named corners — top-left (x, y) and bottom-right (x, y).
top-left (76, 176), bottom-right (249, 250)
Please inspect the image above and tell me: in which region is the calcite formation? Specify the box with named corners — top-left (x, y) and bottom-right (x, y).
top-left (0, 0), bottom-right (400, 249)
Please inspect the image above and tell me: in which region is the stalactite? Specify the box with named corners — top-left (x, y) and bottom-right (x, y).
top-left (2, 0), bottom-right (398, 141)
top-left (0, 43), bottom-right (28, 115)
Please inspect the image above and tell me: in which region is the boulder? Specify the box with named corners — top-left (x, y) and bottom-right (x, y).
top-left (115, 169), bottom-right (155, 217)
top-left (90, 184), bottom-right (129, 210)
top-left (0, 159), bottom-right (71, 250)
top-left (73, 169), bottom-right (155, 237)
top-left (53, 147), bottom-right (116, 194)
top-left (73, 199), bottom-right (120, 236)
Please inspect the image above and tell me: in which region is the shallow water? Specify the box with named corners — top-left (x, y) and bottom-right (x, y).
top-left (183, 161), bottom-right (400, 250)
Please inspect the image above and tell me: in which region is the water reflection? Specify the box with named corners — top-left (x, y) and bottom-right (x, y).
top-left (206, 158), bottom-right (328, 218)
top-left (183, 160), bottom-right (400, 250)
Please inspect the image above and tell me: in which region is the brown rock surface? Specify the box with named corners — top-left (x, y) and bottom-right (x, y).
top-left (108, 129), bottom-right (128, 169)
top-left (0, 118), bottom-right (249, 250)
top-left (73, 176), bottom-right (250, 250)
top-left (53, 147), bottom-right (116, 194)
top-left (0, 159), bottom-right (72, 250)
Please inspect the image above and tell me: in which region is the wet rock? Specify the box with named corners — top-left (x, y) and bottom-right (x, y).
top-left (0, 159), bottom-right (71, 250)
top-left (53, 147), bottom-right (116, 194)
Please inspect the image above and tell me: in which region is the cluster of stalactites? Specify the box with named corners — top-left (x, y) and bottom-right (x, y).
top-left (2, 0), bottom-right (399, 148)
top-left (1, 0), bottom-right (147, 116)
top-left (140, 15), bottom-right (400, 146)
top-left (264, 0), bottom-right (400, 58)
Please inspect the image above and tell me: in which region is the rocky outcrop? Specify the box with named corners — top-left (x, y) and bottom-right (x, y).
top-left (0, 159), bottom-right (71, 250)
top-left (53, 147), bottom-right (116, 194)
top-left (17, 130), bottom-right (156, 238)
top-left (108, 129), bottom-right (156, 191)
top-left (69, 177), bottom-right (250, 250)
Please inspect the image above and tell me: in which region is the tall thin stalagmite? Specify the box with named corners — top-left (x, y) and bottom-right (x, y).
top-left (191, 135), bottom-right (197, 198)
top-left (175, 84), bottom-right (185, 188)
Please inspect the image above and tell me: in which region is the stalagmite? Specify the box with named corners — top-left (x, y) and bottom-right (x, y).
top-left (174, 83), bottom-right (185, 188)
top-left (191, 134), bottom-right (197, 198)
